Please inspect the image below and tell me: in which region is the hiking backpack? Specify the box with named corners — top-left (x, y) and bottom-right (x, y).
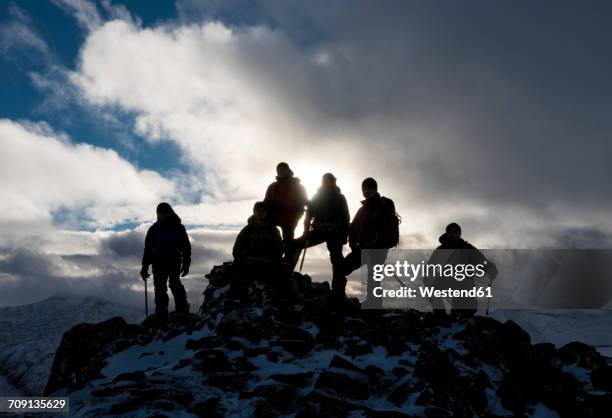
top-left (377, 197), bottom-right (401, 248)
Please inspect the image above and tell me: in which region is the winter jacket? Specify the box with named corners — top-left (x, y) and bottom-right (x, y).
top-left (306, 185), bottom-right (350, 239)
top-left (348, 193), bottom-right (395, 249)
top-left (142, 220), bottom-right (191, 267)
top-left (264, 174), bottom-right (307, 228)
top-left (431, 233), bottom-right (498, 279)
top-left (233, 216), bottom-right (283, 262)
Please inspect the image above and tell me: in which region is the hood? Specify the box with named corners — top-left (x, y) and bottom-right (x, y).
top-left (247, 215), bottom-right (271, 228)
top-left (276, 169), bottom-right (296, 181)
top-left (361, 192), bottom-right (381, 205)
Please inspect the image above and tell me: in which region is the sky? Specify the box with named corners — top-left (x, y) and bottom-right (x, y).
top-left (1, 0), bottom-right (612, 308)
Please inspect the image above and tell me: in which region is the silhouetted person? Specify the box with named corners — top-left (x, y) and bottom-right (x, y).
top-left (232, 202), bottom-right (287, 302)
top-left (336, 178), bottom-right (400, 307)
top-left (425, 222), bottom-right (498, 318)
top-left (264, 162), bottom-right (308, 255)
top-left (292, 172), bottom-right (350, 273)
top-left (233, 201), bottom-right (283, 263)
top-left (141, 203), bottom-right (191, 321)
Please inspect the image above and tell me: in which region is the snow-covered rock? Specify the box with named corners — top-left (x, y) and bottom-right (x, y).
top-left (0, 296), bottom-right (141, 395)
top-left (45, 264), bottom-right (612, 417)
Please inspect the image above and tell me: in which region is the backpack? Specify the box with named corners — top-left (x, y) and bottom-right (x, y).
top-left (376, 197), bottom-right (401, 248)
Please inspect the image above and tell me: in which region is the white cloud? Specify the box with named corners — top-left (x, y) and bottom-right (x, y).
top-left (51, 0), bottom-right (102, 32)
top-left (0, 119), bottom-right (175, 230)
top-left (0, 4), bottom-right (49, 59)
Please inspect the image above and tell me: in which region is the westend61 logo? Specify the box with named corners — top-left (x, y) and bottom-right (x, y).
top-left (370, 260), bottom-right (493, 300)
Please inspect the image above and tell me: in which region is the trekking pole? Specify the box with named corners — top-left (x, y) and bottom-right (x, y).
top-left (299, 239), bottom-right (309, 272)
top-left (144, 278), bottom-right (149, 317)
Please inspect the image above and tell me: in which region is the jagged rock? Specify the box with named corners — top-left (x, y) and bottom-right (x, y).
top-left (112, 370), bottom-right (146, 383)
top-left (192, 349), bottom-right (233, 373)
top-left (45, 316), bottom-right (137, 395)
top-left (269, 371), bottom-right (314, 388)
top-left (43, 262), bottom-right (612, 417)
top-left (591, 365), bottom-right (612, 391)
top-left (559, 341), bottom-right (607, 370)
top-left (315, 368), bottom-right (370, 400)
top-left (188, 396), bottom-right (224, 418)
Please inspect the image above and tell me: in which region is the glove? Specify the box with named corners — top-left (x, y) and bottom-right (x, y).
top-left (181, 259), bottom-right (191, 277)
top-left (140, 265), bottom-right (150, 281)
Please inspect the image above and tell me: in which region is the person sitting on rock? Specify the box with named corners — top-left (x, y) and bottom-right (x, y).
top-left (335, 177), bottom-right (400, 308)
top-left (231, 201), bottom-right (286, 300)
top-left (233, 201), bottom-right (283, 264)
top-left (292, 172), bottom-right (350, 275)
top-left (141, 202), bottom-right (191, 321)
top-left (425, 222), bottom-right (498, 318)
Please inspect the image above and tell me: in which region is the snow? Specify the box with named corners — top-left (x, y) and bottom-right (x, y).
top-left (491, 309), bottom-right (612, 360)
top-left (0, 296), bottom-right (142, 395)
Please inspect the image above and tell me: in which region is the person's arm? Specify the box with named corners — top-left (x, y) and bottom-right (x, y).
top-left (466, 243), bottom-right (498, 280)
top-left (340, 195), bottom-right (350, 232)
top-left (141, 226), bottom-right (154, 280)
top-left (304, 200), bottom-right (313, 232)
top-left (179, 225), bottom-right (191, 277)
top-left (271, 227), bottom-right (283, 261)
top-left (233, 227), bottom-right (249, 260)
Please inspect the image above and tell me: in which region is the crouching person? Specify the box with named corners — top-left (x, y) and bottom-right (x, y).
top-left (141, 203), bottom-right (191, 321)
top-left (231, 202), bottom-right (285, 300)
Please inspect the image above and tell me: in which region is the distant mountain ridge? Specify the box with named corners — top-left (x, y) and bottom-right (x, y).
top-left (0, 295), bottom-right (142, 395)
top-left (44, 264), bottom-right (612, 417)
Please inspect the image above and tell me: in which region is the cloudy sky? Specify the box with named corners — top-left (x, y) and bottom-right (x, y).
top-left (1, 0), bottom-right (611, 308)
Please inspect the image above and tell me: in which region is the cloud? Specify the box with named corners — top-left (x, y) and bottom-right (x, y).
top-left (0, 119), bottom-right (175, 230)
top-left (0, 3), bottom-right (50, 61)
top-left (68, 5), bottom-right (612, 248)
top-left (51, 0), bottom-right (103, 32)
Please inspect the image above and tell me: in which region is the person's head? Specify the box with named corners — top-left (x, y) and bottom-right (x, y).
top-left (445, 222), bottom-right (462, 242)
top-left (321, 172), bottom-right (337, 188)
top-left (276, 162), bottom-right (291, 179)
top-left (253, 201), bottom-right (268, 222)
top-left (156, 202), bottom-right (175, 222)
top-left (361, 177), bottom-right (378, 199)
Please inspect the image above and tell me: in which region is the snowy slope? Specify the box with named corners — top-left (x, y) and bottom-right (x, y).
top-left (0, 296), bottom-right (141, 395)
top-left (491, 310), bottom-right (612, 359)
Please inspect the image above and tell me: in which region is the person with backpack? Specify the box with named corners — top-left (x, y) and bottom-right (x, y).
top-left (335, 177), bottom-right (400, 307)
top-left (231, 202), bottom-right (288, 303)
top-left (140, 203), bottom-right (191, 321)
top-left (263, 162), bottom-right (308, 255)
top-left (292, 172), bottom-right (350, 273)
top-left (425, 222), bottom-right (498, 318)
top-left (233, 201), bottom-right (283, 263)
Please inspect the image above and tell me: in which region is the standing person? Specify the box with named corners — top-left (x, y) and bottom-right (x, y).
top-left (336, 178), bottom-right (400, 308)
top-left (140, 203), bottom-right (191, 321)
top-left (425, 222), bottom-right (498, 318)
top-left (293, 173), bottom-right (350, 274)
top-left (264, 162), bottom-right (308, 255)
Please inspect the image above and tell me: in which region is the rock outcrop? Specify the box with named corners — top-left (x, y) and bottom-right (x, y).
top-left (45, 262), bottom-right (612, 417)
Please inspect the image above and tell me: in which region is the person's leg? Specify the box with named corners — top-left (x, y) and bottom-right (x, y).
top-left (168, 264), bottom-right (189, 314)
top-left (365, 250), bottom-right (388, 309)
top-left (451, 278), bottom-right (477, 318)
top-left (333, 249), bottom-right (362, 301)
top-left (423, 275), bottom-right (447, 315)
top-left (289, 230), bottom-right (325, 269)
top-left (152, 264), bottom-right (170, 320)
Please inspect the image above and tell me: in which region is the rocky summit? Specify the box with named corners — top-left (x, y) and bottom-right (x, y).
top-left (45, 263), bottom-right (612, 417)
